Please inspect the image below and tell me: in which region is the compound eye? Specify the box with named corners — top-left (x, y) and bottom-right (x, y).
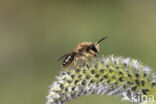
top-left (90, 44), bottom-right (98, 53)
top-left (90, 44), bottom-right (94, 49)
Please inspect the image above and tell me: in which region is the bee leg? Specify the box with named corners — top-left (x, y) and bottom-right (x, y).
top-left (91, 53), bottom-right (97, 62)
top-left (73, 60), bottom-right (76, 70)
top-left (85, 58), bottom-right (90, 69)
top-left (82, 55), bottom-right (90, 69)
top-left (73, 58), bottom-right (78, 71)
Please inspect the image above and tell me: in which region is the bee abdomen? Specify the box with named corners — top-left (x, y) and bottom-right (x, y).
top-left (62, 54), bottom-right (75, 68)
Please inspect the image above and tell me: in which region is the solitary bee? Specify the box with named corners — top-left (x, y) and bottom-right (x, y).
top-left (58, 36), bottom-right (108, 70)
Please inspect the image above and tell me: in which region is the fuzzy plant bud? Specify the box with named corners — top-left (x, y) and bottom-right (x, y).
top-left (46, 55), bottom-right (156, 104)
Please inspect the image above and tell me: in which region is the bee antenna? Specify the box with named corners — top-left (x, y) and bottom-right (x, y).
top-left (97, 36), bottom-right (108, 44)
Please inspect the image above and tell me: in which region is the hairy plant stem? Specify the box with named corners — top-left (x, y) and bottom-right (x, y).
top-left (46, 55), bottom-right (156, 104)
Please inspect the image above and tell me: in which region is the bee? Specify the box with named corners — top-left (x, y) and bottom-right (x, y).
top-left (58, 36), bottom-right (108, 70)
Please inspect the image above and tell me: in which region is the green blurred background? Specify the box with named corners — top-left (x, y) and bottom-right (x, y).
top-left (0, 0), bottom-right (156, 104)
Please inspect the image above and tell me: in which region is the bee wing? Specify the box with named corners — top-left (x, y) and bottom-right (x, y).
top-left (57, 51), bottom-right (74, 61)
top-left (57, 48), bottom-right (82, 61)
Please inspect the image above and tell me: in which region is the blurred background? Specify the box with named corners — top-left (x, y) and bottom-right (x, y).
top-left (0, 0), bottom-right (156, 104)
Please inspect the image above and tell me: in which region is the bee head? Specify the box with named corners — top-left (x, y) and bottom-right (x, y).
top-left (89, 44), bottom-right (99, 53)
top-left (89, 36), bottom-right (108, 53)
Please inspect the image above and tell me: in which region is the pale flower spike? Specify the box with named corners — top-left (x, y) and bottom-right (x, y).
top-left (46, 55), bottom-right (156, 104)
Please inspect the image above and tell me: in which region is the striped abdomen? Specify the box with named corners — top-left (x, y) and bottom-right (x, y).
top-left (62, 53), bottom-right (75, 68)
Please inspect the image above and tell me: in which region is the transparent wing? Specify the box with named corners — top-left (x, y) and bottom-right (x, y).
top-left (57, 51), bottom-right (74, 61)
